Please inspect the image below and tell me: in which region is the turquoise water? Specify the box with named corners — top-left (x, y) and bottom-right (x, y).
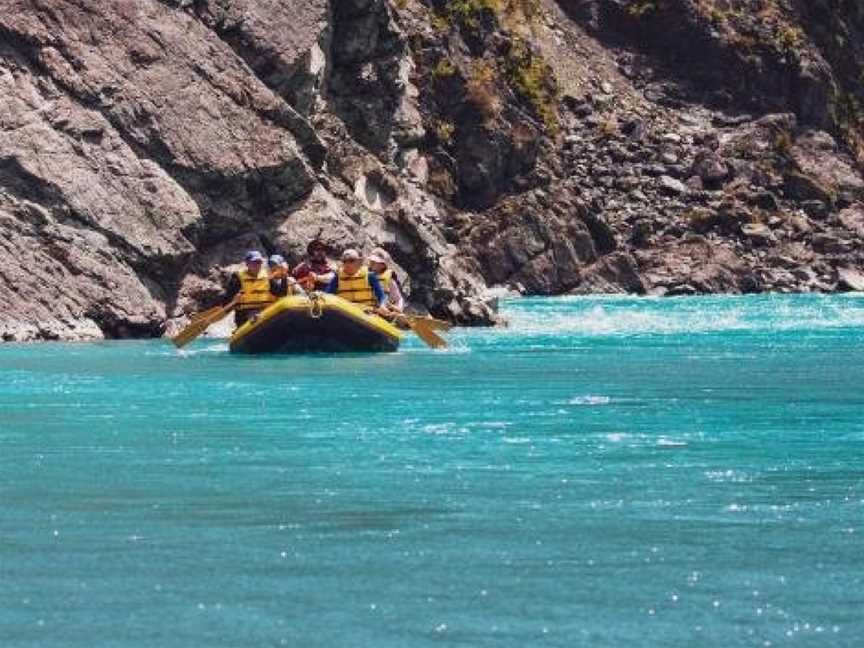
top-left (1, 295), bottom-right (863, 647)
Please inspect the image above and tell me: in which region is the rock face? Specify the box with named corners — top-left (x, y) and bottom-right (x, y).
top-left (1, 0), bottom-right (863, 340)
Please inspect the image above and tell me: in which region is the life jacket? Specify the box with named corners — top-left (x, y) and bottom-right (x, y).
top-left (378, 268), bottom-right (394, 292)
top-left (337, 265), bottom-right (376, 307)
top-left (237, 268), bottom-right (276, 311)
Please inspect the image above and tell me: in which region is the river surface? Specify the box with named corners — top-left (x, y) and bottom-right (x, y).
top-left (1, 295), bottom-right (863, 647)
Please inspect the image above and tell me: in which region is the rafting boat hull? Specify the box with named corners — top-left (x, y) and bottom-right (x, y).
top-left (229, 293), bottom-right (403, 354)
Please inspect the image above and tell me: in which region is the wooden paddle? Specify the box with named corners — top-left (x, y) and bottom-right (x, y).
top-left (394, 313), bottom-right (449, 349)
top-left (189, 304), bottom-right (224, 323)
top-left (171, 299), bottom-right (237, 349)
top-left (406, 315), bottom-right (451, 332)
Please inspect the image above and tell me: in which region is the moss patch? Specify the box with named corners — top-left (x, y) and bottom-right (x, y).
top-left (504, 40), bottom-right (559, 132)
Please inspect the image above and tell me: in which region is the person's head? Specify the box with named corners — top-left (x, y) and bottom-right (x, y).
top-left (367, 247), bottom-right (390, 275)
top-left (341, 248), bottom-right (362, 275)
top-left (307, 240), bottom-right (327, 263)
top-left (268, 254), bottom-right (288, 276)
top-left (269, 254), bottom-right (287, 269)
top-left (244, 250), bottom-right (264, 273)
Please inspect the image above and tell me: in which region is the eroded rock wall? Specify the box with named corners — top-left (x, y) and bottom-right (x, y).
top-left (0, 0), bottom-right (497, 340)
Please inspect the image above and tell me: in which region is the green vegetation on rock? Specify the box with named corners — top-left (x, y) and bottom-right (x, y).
top-left (504, 40), bottom-right (559, 132)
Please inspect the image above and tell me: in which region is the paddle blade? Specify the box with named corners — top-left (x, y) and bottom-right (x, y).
top-left (189, 305), bottom-right (224, 323)
top-left (171, 304), bottom-right (233, 348)
top-left (411, 319), bottom-right (448, 349)
top-left (171, 320), bottom-right (211, 349)
top-left (415, 317), bottom-right (451, 332)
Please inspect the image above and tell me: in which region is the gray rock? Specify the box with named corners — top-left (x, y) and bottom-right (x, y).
top-left (748, 191), bottom-right (780, 211)
top-left (740, 223), bottom-right (775, 244)
top-left (685, 175), bottom-right (704, 191)
top-left (712, 114), bottom-right (753, 127)
top-left (667, 283), bottom-right (698, 296)
top-left (693, 155), bottom-right (729, 185)
top-left (573, 103), bottom-right (594, 118)
top-left (801, 200), bottom-right (829, 219)
top-left (784, 172), bottom-right (835, 205)
top-left (577, 252), bottom-right (646, 294)
top-left (658, 176), bottom-right (688, 195)
top-left (580, 211), bottom-right (618, 255)
top-left (789, 215), bottom-right (813, 235)
top-left (837, 268), bottom-right (864, 292)
top-left (812, 234), bottom-right (853, 254)
top-left (837, 205), bottom-right (864, 237)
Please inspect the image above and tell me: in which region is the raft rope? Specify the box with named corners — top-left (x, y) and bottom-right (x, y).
top-left (308, 291), bottom-right (325, 319)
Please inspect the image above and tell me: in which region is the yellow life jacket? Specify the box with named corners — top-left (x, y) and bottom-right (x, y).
top-left (378, 268), bottom-right (394, 292)
top-left (237, 268), bottom-right (275, 311)
top-left (337, 265), bottom-right (377, 307)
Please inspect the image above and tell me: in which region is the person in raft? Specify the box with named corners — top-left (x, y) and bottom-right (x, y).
top-left (325, 248), bottom-right (387, 311)
top-left (267, 254), bottom-right (304, 298)
top-left (222, 250), bottom-right (278, 327)
top-left (367, 247), bottom-right (404, 315)
top-left (292, 239), bottom-right (335, 292)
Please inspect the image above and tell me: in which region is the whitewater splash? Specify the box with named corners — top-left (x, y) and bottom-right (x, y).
top-left (500, 294), bottom-right (864, 338)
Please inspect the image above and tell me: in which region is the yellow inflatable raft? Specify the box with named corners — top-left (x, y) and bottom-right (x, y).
top-left (229, 293), bottom-right (403, 354)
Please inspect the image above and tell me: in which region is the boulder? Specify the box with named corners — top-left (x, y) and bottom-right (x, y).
top-left (740, 223), bottom-right (774, 245)
top-left (837, 268), bottom-right (864, 292)
top-left (692, 154), bottom-right (729, 186)
top-left (577, 252), bottom-right (646, 294)
top-left (784, 172), bottom-right (835, 206)
top-left (837, 205), bottom-right (864, 238)
top-left (812, 234), bottom-right (854, 254)
top-left (658, 175), bottom-right (688, 196)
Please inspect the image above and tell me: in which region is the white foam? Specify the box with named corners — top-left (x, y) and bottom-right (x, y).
top-left (567, 395), bottom-right (611, 406)
top-left (499, 295), bottom-right (864, 338)
top-left (175, 342), bottom-right (229, 356)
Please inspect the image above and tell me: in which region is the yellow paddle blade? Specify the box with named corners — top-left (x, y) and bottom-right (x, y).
top-left (171, 304), bottom-right (233, 349)
top-left (410, 318), bottom-right (448, 349)
top-left (410, 316), bottom-right (451, 332)
top-left (189, 305), bottom-right (224, 323)
top-left (171, 319), bottom-right (213, 349)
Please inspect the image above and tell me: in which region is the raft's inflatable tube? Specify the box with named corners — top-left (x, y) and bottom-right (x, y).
top-left (229, 293), bottom-right (403, 354)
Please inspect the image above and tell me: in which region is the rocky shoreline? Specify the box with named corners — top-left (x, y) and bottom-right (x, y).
top-left (1, 0), bottom-right (862, 341)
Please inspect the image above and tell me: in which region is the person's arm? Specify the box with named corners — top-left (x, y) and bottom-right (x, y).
top-left (293, 263), bottom-right (316, 291)
top-left (270, 277), bottom-right (288, 297)
top-left (315, 270), bottom-right (336, 288)
top-left (289, 277), bottom-right (307, 297)
top-left (221, 273), bottom-right (241, 306)
top-left (291, 262), bottom-right (309, 280)
top-left (368, 272), bottom-right (386, 307)
top-left (323, 275), bottom-right (338, 294)
top-left (389, 278), bottom-right (405, 312)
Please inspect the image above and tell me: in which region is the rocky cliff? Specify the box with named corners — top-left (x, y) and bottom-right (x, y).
top-left (1, 0), bottom-right (862, 341)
